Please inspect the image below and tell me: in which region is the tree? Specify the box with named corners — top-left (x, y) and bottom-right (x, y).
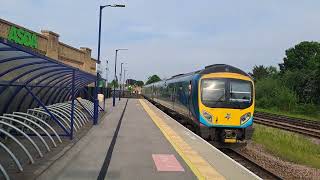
top-left (279, 41), bottom-right (320, 72)
top-left (108, 80), bottom-right (118, 88)
top-left (279, 41), bottom-right (320, 104)
top-left (135, 80), bottom-right (144, 87)
top-left (145, 75), bottom-right (161, 85)
top-left (251, 65), bottom-right (278, 80)
top-left (126, 79), bottom-right (136, 86)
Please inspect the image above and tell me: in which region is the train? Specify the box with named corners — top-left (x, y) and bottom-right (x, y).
top-left (142, 64), bottom-right (255, 144)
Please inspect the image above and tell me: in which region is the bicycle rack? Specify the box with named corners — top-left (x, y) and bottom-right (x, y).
top-left (0, 99), bottom-right (94, 180)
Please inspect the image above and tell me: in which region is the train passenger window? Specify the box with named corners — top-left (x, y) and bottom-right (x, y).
top-left (230, 81), bottom-right (251, 102)
top-left (201, 79), bottom-right (225, 102)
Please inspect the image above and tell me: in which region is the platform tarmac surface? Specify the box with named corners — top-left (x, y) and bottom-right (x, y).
top-left (37, 98), bottom-right (260, 180)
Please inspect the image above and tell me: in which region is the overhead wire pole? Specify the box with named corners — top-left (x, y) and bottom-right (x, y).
top-left (96, 3), bottom-right (126, 121)
top-left (113, 49), bottom-right (128, 106)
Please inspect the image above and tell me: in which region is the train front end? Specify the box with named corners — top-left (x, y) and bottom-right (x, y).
top-left (198, 72), bottom-right (255, 143)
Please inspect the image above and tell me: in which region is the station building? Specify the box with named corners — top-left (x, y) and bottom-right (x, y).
top-left (0, 18), bottom-right (96, 75)
top-left (0, 17), bottom-right (99, 126)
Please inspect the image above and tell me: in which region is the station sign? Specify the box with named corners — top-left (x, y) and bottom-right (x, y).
top-left (7, 25), bottom-right (38, 49)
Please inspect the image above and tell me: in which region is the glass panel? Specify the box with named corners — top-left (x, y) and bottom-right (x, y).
top-left (230, 81), bottom-right (252, 102)
top-left (200, 78), bottom-right (253, 109)
top-left (201, 79), bottom-right (225, 102)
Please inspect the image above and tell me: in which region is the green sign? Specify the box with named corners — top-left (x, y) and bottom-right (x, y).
top-left (7, 26), bottom-right (38, 49)
top-left (98, 79), bottom-right (106, 87)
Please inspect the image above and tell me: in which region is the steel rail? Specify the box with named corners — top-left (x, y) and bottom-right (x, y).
top-left (254, 117), bottom-right (320, 138)
top-left (255, 112), bottom-right (320, 130)
top-left (219, 148), bottom-right (281, 180)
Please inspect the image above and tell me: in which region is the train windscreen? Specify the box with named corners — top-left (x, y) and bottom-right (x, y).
top-left (201, 78), bottom-right (253, 109)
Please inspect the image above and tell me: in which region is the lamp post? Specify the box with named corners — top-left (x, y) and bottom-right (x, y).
top-left (97, 4), bottom-right (125, 64)
top-left (95, 3), bottom-right (125, 124)
top-left (103, 60), bottom-right (108, 111)
top-left (113, 49), bottom-right (128, 106)
top-left (119, 62), bottom-right (124, 101)
top-left (105, 60), bottom-right (109, 86)
top-left (123, 69), bottom-right (127, 97)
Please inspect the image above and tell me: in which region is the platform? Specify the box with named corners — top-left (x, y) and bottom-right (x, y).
top-left (37, 98), bottom-right (260, 180)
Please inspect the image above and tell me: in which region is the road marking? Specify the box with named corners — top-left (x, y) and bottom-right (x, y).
top-left (139, 99), bottom-right (225, 180)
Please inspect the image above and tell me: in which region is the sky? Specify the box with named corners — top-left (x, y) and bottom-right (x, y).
top-left (1, 0), bottom-right (320, 82)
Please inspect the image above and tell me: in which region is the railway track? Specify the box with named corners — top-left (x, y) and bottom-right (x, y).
top-left (254, 112), bottom-right (320, 138)
top-left (219, 148), bottom-right (281, 180)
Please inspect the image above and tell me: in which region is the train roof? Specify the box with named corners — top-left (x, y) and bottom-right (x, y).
top-left (144, 64), bottom-right (251, 87)
top-left (167, 64), bottom-right (250, 79)
top-left (199, 64), bottom-right (250, 77)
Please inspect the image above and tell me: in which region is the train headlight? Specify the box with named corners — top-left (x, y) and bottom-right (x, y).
top-left (240, 112), bottom-right (251, 124)
top-left (202, 110), bottom-right (213, 122)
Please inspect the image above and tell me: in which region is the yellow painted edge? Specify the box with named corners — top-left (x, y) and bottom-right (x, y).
top-left (139, 99), bottom-right (225, 180)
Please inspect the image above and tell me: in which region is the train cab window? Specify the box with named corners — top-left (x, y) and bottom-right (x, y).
top-left (201, 79), bottom-right (226, 102)
top-left (201, 78), bottom-right (253, 109)
top-left (230, 81), bottom-right (252, 103)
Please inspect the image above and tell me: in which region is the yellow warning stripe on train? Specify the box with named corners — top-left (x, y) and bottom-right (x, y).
top-left (139, 99), bottom-right (225, 180)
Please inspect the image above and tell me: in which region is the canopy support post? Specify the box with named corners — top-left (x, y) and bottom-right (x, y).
top-left (93, 76), bottom-right (99, 125)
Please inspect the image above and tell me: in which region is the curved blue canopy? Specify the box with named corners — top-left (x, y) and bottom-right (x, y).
top-left (0, 37), bottom-right (96, 115)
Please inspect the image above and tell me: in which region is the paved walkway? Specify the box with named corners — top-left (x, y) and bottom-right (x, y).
top-left (38, 98), bottom-right (260, 180)
top-left (38, 99), bottom-right (196, 180)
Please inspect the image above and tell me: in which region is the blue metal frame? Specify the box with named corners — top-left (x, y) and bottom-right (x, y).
top-left (78, 86), bottom-right (104, 111)
top-left (0, 65), bottom-right (65, 96)
top-left (21, 70), bottom-right (73, 111)
top-left (24, 86), bottom-right (70, 135)
top-left (2, 67), bottom-right (69, 114)
top-left (45, 76), bottom-right (83, 105)
top-left (49, 77), bottom-right (93, 105)
top-left (59, 81), bottom-right (88, 103)
top-left (0, 38), bottom-right (97, 139)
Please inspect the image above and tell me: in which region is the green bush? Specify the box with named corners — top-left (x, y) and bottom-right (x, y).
top-left (255, 78), bottom-right (298, 111)
top-left (294, 103), bottom-right (319, 116)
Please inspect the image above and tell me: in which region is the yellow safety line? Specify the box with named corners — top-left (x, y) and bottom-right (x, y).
top-left (139, 99), bottom-right (225, 180)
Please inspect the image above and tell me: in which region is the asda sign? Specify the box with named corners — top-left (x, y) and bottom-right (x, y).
top-left (7, 26), bottom-right (38, 49)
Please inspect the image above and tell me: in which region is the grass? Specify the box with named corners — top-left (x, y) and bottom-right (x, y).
top-left (252, 124), bottom-right (320, 169)
top-left (256, 107), bottom-right (320, 122)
